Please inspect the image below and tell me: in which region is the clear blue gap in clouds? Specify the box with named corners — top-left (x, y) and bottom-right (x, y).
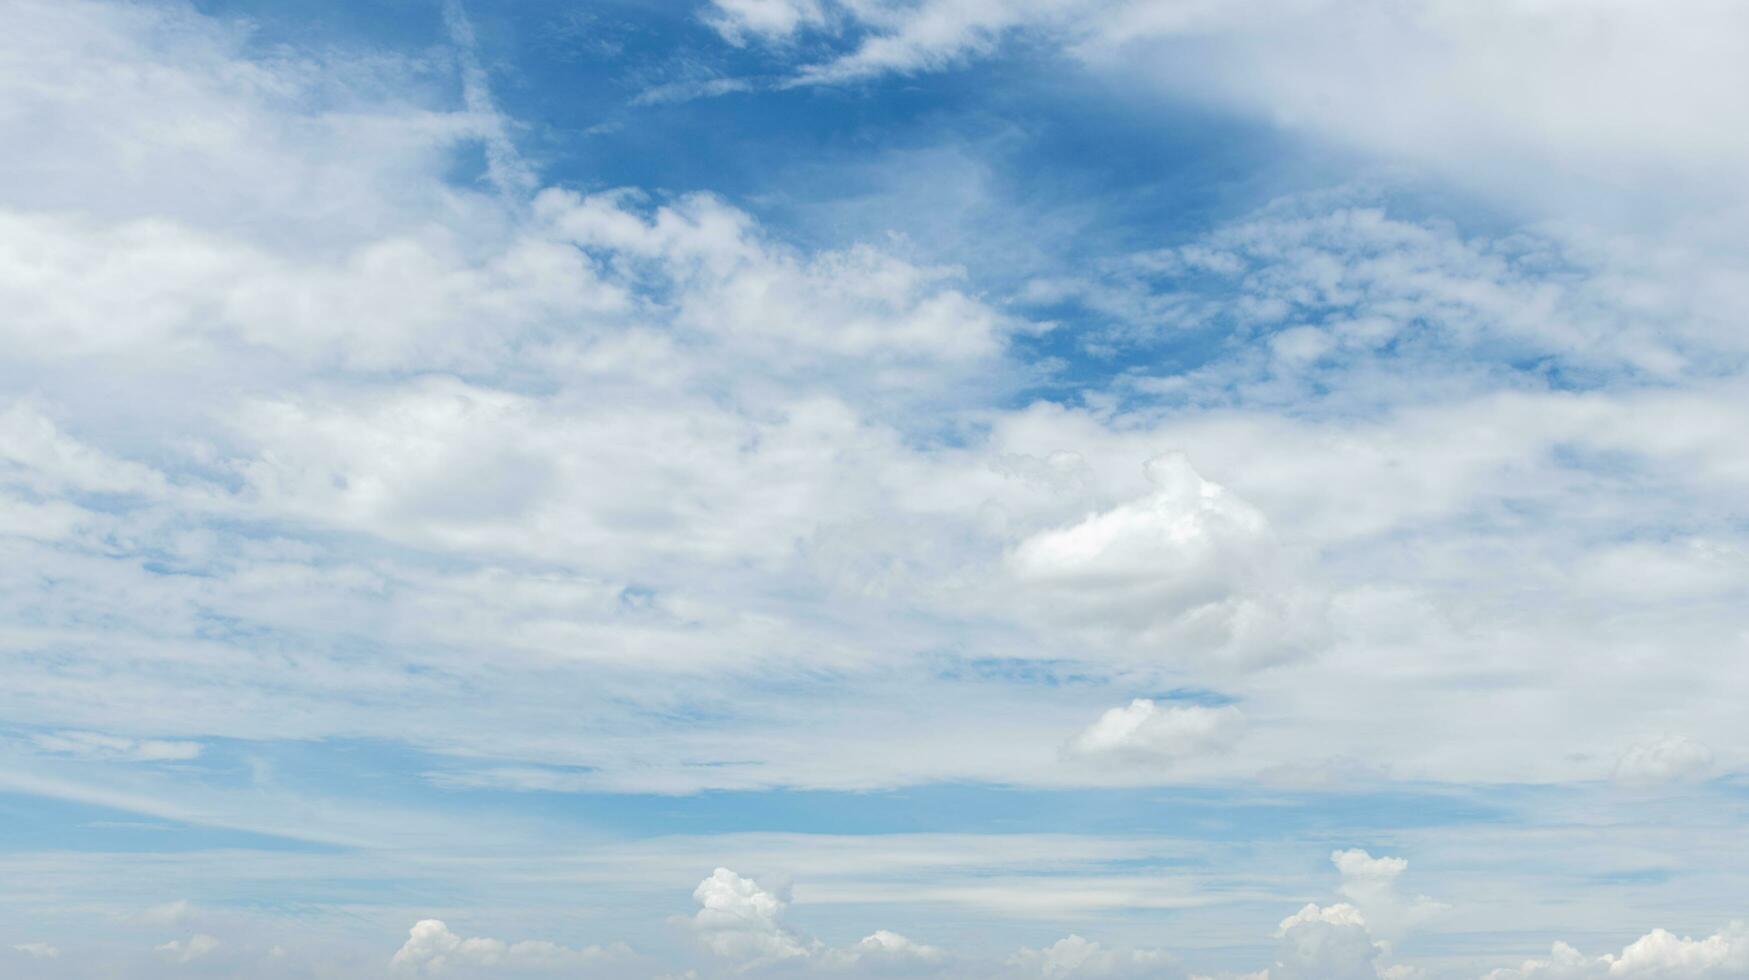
top-left (197, 0), bottom-right (1378, 398)
top-left (190, 0), bottom-right (1564, 416)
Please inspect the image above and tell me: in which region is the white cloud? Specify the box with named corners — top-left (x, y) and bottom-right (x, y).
top-left (156, 934), bottom-right (219, 963)
top-left (1067, 700), bottom-right (1244, 764)
top-left (4, 0), bottom-right (1749, 976)
top-left (1006, 934), bottom-right (1182, 979)
top-left (707, 0), bottom-right (827, 43)
top-left (1278, 902), bottom-right (1368, 934)
top-left (1614, 736), bottom-right (1714, 787)
top-left (1331, 850), bottom-right (1445, 942)
top-left (11, 943), bottom-right (59, 959)
top-left (0, 0), bottom-right (1745, 814)
top-left (1009, 452), bottom-right (1323, 668)
top-left (688, 867), bottom-right (814, 963)
top-left (29, 730), bottom-right (202, 762)
top-left (1481, 923), bottom-right (1749, 979)
top-left (1271, 904), bottom-right (1381, 980)
top-left (684, 867), bottom-right (961, 971)
top-left (390, 919), bottom-right (630, 975)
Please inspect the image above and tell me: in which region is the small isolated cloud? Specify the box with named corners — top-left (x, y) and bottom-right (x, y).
top-left (12, 943), bottom-right (59, 959)
top-left (1009, 452), bottom-right (1323, 667)
top-left (1331, 849), bottom-right (1406, 884)
top-left (1481, 922), bottom-right (1749, 979)
top-left (633, 76), bottom-right (756, 107)
top-left (1066, 699), bottom-right (1244, 765)
top-left (156, 934), bottom-right (219, 963)
top-left (822, 929), bottom-right (944, 970)
top-left (687, 867), bottom-right (813, 964)
top-left (1614, 735), bottom-right (1714, 786)
top-left (1007, 934), bottom-right (1182, 979)
top-left (31, 730), bottom-right (202, 762)
top-left (390, 919), bottom-right (629, 975)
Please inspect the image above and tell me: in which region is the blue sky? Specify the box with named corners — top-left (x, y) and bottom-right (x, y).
top-left (2, 0), bottom-right (1749, 977)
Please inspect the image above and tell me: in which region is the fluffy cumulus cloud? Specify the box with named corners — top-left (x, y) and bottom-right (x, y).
top-left (688, 868), bottom-right (815, 964)
top-left (1255, 850), bottom-right (1439, 980)
top-left (1271, 904), bottom-right (1381, 980)
top-left (687, 868), bottom-right (949, 972)
top-left (1006, 934), bottom-right (1182, 979)
top-left (391, 919), bottom-right (630, 976)
top-left (1482, 923), bottom-right (1749, 979)
top-left (1330, 850), bottom-right (1445, 942)
top-left (1008, 453), bottom-right (1323, 668)
top-left (668, 862), bottom-right (1446, 979)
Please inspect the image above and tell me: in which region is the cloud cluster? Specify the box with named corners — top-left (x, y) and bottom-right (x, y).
top-left (1006, 934), bottom-right (1180, 979)
top-left (686, 868), bottom-right (952, 973)
top-left (391, 919), bottom-right (631, 976)
top-left (1, 0), bottom-right (1746, 978)
top-left (662, 857), bottom-right (1446, 978)
top-left (1482, 924), bottom-right (1749, 980)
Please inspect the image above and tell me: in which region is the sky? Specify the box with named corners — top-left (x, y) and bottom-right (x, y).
top-left (1, 0), bottom-right (1748, 976)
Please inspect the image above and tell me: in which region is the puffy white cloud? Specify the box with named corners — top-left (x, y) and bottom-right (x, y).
top-left (1614, 736), bottom-right (1714, 787)
top-left (390, 919), bottom-right (630, 975)
top-left (1481, 923), bottom-right (1749, 979)
top-left (1331, 850), bottom-right (1406, 886)
top-left (1271, 904), bottom-right (1381, 980)
top-left (1067, 700), bottom-right (1244, 764)
top-left (155, 934), bottom-right (219, 963)
top-left (1006, 934), bottom-right (1181, 979)
top-left (706, 0), bottom-right (827, 43)
top-left (1262, 854), bottom-right (1441, 979)
top-left (684, 868), bottom-right (960, 971)
top-left (11, 943), bottom-right (58, 959)
top-left (1009, 453), bottom-right (1323, 668)
top-left (689, 867), bottom-right (814, 964)
top-left (1331, 850), bottom-right (1445, 942)
top-left (1278, 902), bottom-right (1368, 933)
top-left (1, 0), bottom-right (1746, 815)
top-left (535, 188), bottom-right (1011, 373)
